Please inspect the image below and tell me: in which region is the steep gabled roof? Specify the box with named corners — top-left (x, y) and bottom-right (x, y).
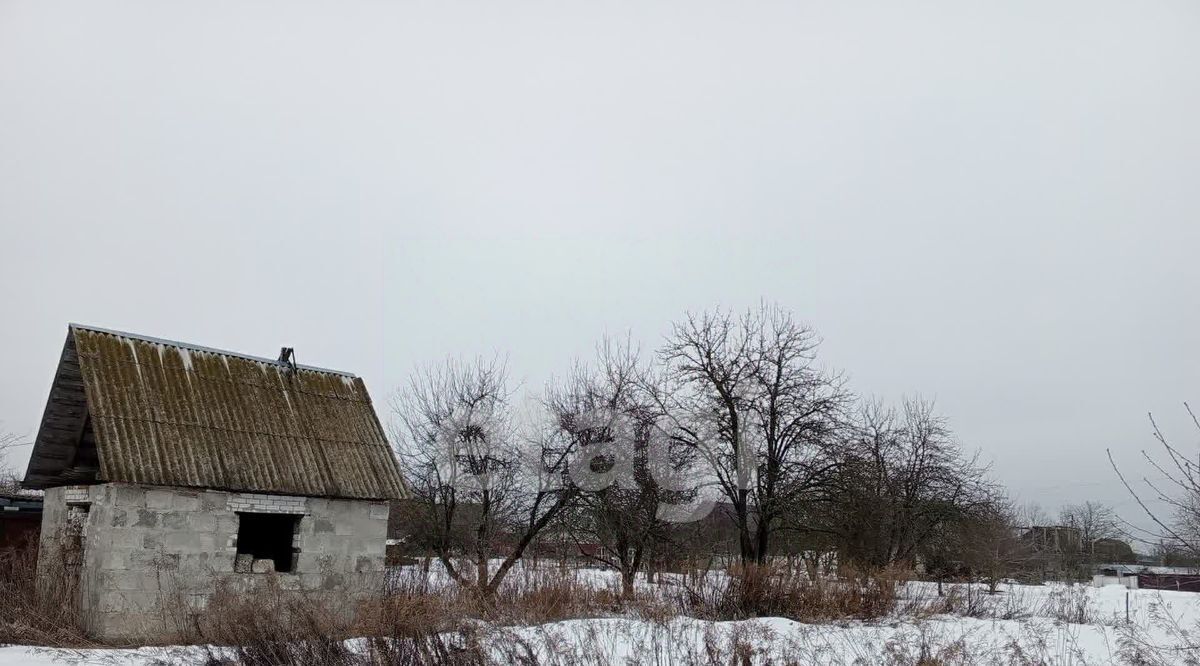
top-left (22, 325), bottom-right (407, 500)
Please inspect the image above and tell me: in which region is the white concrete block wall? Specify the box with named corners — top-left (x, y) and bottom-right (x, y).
top-left (39, 482), bottom-right (390, 643)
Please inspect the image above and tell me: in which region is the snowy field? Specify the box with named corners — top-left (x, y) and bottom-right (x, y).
top-left (2, 573), bottom-right (1197, 665)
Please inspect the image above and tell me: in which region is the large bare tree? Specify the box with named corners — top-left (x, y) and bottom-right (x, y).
top-left (1057, 501), bottom-right (1118, 556)
top-left (656, 304), bottom-right (848, 564)
top-left (746, 306), bottom-right (850, 563)
top-left (391, 358), bottom-right (576, 597)
top-left (546, 337), bottom-right (673, 596)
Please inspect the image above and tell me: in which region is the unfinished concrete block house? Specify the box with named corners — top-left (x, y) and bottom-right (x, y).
top-left (22, 324), bottom-right (408, 642)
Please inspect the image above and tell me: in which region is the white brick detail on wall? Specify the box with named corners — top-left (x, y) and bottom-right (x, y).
top-left (64, 486), bottom-right (91, 504)
top-left (227, 492), bottom-right (309, 514)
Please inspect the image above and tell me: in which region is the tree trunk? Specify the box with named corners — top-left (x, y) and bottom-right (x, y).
top-left (736, 490), bottom-right (755, 563)
top-left (754, 513), bottom-right (771, 566)
top-left (476, 552), bottom-right (489, 592)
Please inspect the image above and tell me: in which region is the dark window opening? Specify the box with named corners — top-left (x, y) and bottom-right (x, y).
top-left (236, 513), bottom-right (300, 573)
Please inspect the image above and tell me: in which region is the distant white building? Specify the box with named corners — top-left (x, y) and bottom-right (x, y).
top-left (1092, 564), bottom-right (1140, 589)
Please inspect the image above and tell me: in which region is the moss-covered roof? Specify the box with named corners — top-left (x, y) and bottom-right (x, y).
top-left (22, 325), bottom-right (407, 500)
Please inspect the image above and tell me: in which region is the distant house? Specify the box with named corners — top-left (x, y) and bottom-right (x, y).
top-left (1022, 525), bottom-right (1083, 553)
top-left (1021, 526), bottom-right (1134, 562)
top-left (1092, 537), bottom-right (1136, 564)
top-left (23, 325), bottom-right (407, 642)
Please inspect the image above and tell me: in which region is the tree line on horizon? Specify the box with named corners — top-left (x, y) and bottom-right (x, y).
top-left (385, 303), bottom-right (1199, 598)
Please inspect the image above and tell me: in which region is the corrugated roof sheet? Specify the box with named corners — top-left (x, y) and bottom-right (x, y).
top-left (23, 325), bottom-right (407, 500)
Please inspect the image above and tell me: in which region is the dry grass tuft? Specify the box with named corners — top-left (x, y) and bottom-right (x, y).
top-left (671, 563), bottom-right (904, 623)
top-left (0, 539), bottom-right (95, 648)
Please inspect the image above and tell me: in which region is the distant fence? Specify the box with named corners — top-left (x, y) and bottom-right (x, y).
top-left (1138, 574), bottom-right (1200, 593)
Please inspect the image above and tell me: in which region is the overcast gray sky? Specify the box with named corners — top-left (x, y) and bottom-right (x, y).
top-left (2, 1), bottom-right (1198, 533)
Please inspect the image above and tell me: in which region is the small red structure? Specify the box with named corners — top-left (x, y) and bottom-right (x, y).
top-left (1138, 573), bottom-right (1200, 593)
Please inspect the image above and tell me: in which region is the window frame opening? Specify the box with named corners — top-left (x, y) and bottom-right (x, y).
top-left (234, 512), bottom-right (301, 573)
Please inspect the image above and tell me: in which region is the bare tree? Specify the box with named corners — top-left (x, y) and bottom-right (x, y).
top-left (1017, 501), bottom-right (1050, 528)
top-left (817, 397), bottom-right (998, 569)
top-left (745, 306), bottom-right (850, 564)
top-left (656, 308), bottom-right (757, 562)
top-left (1153, 539), bottom-right (1200, 567)
top-left (547, 336), bottom-right (672, 596)
top-left (656, 304), bottom-right (847, 564)
top-left (391, 358), bottom-right (576, 597)
top-left (1057, 501), bottom-right (1118, 558)
top-left (922, 498), bottom-right (1024, 594)
top-left (1110, 403), bottom-right (1200, 557)
top-left (0, 426), bottom-right (25, 493)
top-left (958, 500), bottom-right (1028, 593)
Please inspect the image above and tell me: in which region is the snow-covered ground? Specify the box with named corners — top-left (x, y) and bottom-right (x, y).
top-left (484, 610), bottom-right (1191, 664)
top-left (2, 577), bottom-right (1196, 664)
